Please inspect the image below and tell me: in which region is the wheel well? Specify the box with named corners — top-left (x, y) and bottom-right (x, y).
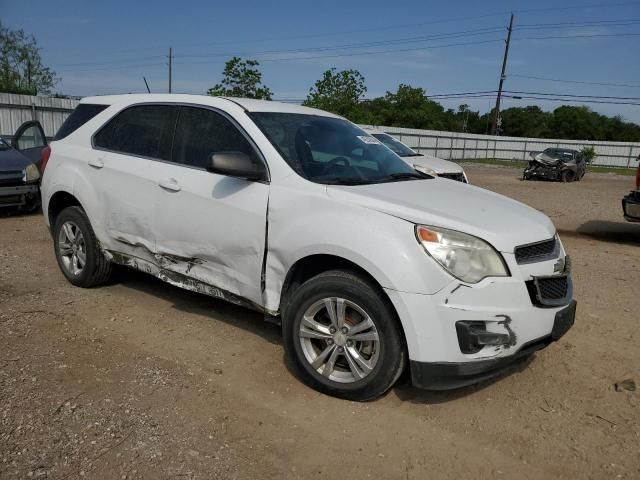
top-left (279, 254), bottom-right (405, 338)
top-left (48, 191), bottom-right (82, 226)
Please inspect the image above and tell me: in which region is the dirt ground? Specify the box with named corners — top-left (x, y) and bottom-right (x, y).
top-left (1, 165), bottom-right (639, 480)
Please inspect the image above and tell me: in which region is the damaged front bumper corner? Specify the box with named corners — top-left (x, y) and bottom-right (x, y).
top-left (384, 274), bottom-right (577, 391)
top-left (411, 300), bottom-right (576, 390)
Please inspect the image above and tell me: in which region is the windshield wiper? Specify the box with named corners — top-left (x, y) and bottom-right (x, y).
top-left (381, 172), bottom-right (426, 182)
top-left (323, 179), bottom-right (372, 185)
top-left (403, 153), bottom-right (423, 157)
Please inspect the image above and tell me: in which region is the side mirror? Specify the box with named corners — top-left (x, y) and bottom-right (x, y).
top-left (207, 151), bottom-right (267, 181)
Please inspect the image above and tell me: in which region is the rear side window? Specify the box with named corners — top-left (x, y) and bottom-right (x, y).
top-left (54, 104), bottom-right (108, 140)
top-left (94, 105), bottom-right (178, 161)
top-left (172, 106), bottom-right (258, 169)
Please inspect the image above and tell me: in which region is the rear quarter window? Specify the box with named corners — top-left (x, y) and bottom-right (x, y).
top-left (54, 104), bottom-right (109, 140)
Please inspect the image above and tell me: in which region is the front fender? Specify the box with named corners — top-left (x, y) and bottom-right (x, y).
top-left (263, 180), bottom-right (452, 312)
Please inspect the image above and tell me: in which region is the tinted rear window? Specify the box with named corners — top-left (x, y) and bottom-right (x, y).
top-left (54, 104), bottom-right (109, 140)
top-left (93, 105), bottom-right (178, 161)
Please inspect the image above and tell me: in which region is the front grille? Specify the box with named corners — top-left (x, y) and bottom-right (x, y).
top-left (439, 172), bottom-right (467, 183)
top-left (0, 171), bottom-right (24, 187)
top-left (526, 275), bottom-right (570, 307)
top-left (515, 238), bottom-right (558, 264)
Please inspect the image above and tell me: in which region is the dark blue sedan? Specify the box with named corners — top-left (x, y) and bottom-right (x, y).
top-left (0, 121), bottom-right (48, 211)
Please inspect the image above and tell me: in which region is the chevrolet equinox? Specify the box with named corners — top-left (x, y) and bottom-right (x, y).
top-left (41, 94), bottom-right (577, 400)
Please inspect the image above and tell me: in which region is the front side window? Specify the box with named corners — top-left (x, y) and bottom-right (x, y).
top-left (172, 106), bottom-right (259, 169)
top-left (372, 133), bottom-right (420, 158)
top-left (94, 105), bottom-right (178, 160)
top-left (250, 113), bottom-right (424, 185)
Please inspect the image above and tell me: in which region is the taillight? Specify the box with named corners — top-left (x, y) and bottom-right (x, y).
top-left (41, 145), bottom-right (51, 172)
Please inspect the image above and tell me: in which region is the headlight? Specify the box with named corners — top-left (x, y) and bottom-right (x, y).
top-left (416, 225), bottom-right (509, 283)
top-left (23, 163), bottom-right (40, 183)
top-left (413, 164), bottom-right (437, 176)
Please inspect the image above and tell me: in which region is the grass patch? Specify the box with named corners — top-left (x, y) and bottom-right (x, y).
top-left (458, 158), bottom-right (637, 176)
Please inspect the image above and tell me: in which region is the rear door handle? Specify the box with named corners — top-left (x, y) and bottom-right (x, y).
top-left (158, 178), bottom-right (181, 192)
top-left (88, 158), bottom-right (104, 169)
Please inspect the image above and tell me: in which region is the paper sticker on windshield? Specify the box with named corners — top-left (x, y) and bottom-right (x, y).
top-left (357, 135), bottom-right (382, 145)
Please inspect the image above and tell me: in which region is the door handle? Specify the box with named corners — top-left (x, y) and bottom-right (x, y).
top-left (88, 158), bottom-right (104, 169)
top-left (159, 178), bottom-right (181, 192)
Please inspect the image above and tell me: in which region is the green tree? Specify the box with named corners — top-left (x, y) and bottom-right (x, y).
top-left (0, 21), bottom-right (58, 95)
top-left (303, 68), bottom-right (366, 116)
top-left (207, 57), bottom-right (272, 100)
top-left (580, 146), bottom-right (596, 163)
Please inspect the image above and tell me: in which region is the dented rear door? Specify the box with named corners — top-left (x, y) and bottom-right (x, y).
top-left (152, 106), bottom-right (269, 307)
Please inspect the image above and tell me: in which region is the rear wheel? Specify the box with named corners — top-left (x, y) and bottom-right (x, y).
top-left (282, 270), bottom-right (406, 401)
top-left (53, 206), bottom-right (112, 287)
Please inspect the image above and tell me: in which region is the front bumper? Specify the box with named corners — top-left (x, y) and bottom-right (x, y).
top-left (384, 249), bottom-right (576, 390)
top-left (410, 301), bottom-right (576, 389)
top-left (0, 184), bottom-right (40, 208)
top-left (622, 191), bottom-right (640, 222)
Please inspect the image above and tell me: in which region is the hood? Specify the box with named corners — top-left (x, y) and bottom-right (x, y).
top-left (405, 154), bottom-right (464, 174)
top-left (0, 148), bottom-right (32, 172)
top-left (327, 178), bottom-right (555, 253)
top-left (531, 151), bottom-right (574, 166)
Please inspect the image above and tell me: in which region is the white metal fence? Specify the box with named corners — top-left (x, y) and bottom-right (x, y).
top-left (1, 94), bottom-right (638, 168)
top-left (373, 125), bottom-right (640, 168)
top-left (0, 93), bottom-right (78, 141)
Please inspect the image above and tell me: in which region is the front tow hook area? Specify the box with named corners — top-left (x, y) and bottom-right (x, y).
top-left (456, 317), bottom-right (517, 354)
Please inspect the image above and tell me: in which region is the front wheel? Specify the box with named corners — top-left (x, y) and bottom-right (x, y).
top-left (282, 270), bottom-right (406, 401)
top-left (561, 170), bottom-right (576, 182)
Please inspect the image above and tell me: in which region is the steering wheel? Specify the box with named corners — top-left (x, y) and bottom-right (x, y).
top-left (324, 156), bottom-right (351, 172)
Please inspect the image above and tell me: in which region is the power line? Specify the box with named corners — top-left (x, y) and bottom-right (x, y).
top-left (427, 89), bottom-right (640, 101)
top-left (505, 90), bottom-right (640, 100)
top-left (509, 74), bottom-right (640, 89)
top-left (515, 32), bottom-right (640, 41)
top-left (50, 18), bottom-right (640, 70)
top-left (176, 27), bottom-right (506, 60)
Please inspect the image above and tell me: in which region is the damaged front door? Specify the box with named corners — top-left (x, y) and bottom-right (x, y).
top-left (153, 105), bottom-right (269, 308)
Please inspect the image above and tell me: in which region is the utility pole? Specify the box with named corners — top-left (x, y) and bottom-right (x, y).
top-left (491, 13), bottom-right (514, 136)
top-left (168, 47), bottom-right (173, 93)
top-left (26, 59), bottom-right (32, 93)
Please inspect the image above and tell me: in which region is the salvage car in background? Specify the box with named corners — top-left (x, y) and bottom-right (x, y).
top-left (41, 94), bottom-right (575, 401)
top-left (523, 148), bottom-right (586, 182)
top-left (362, 127), bottom-right (468, 183)
top-left (0, 121), bottom-right (48, 211)
top-left (622, 160), bottom-right (640, 222)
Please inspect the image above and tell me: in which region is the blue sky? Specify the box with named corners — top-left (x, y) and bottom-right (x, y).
top-left (4, 0), bottom-right (640, 122)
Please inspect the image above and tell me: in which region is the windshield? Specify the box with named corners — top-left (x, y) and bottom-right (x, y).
top-left (250, 113), bottom-right (426, 185)
top-left (543, 148), bottom-right (576, 160)
top-left (371, 133), bottom-right (420, 157)
top-left (0, 137), bottom-right (11, 151)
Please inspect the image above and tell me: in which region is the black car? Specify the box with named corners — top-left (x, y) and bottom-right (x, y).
top-left (523, 148), bottom-right (587, 182)
top-left (0, 121), bottom-right (48, 211)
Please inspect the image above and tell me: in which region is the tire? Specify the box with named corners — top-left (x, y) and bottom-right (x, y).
top-left (561, 170), bottom-right (576, 183)
top-left (282, 270), bottom-right (406, 401)
top-left (52, 206), bottom-right (112, 287)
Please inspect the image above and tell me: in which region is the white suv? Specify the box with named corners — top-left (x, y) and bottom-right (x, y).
top-left (41, 94), bottom-right (576, 400)
top-left (361, 127), bottom-right (468, 183)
